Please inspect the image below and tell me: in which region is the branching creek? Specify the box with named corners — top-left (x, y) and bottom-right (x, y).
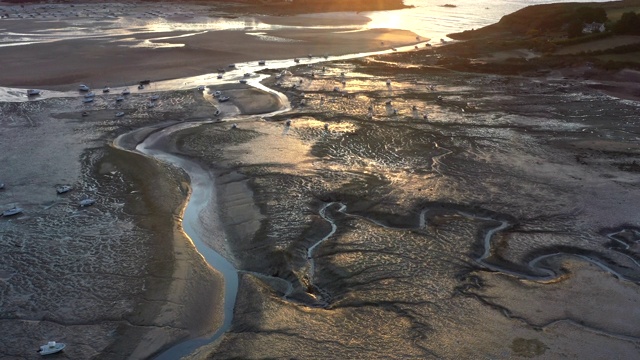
top-left (107, 47), bottom-right (640, 358)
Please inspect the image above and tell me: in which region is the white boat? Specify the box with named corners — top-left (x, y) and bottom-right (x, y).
top-left (115, 112), bottom-right (125, 117)
top-left (27, 89), bottom-right (42, 96)
top-left (102, 86), bottom-right (110, 93)
top-left (197, 85), bottom-right (205, 91)
top-left (258, 60), bottom-right (266, 65)
top-left (82, 98), bottom-right (94, 103)
top-left (56, 185), bottom-right (72, 194)
top-left (218, 96), bottom-right (230, 102)
top-left (239, 79), bottom-right (247, 84)
top-left (149, 94), bottom-right (159, 101)
top-left (79, 199), bottom-right (95, 207)
top-left (231, 123), bottom-right (238, 129)
top-left (213, 91), bottom-right (222, 97)
top-left (0, 182), bottom-right (4, 190)
top-left (121, 88), bottom-right (130, 95)
top-left (84, 92), bottom-right (95, 98)
top-left (116, 96), bottom-right (124, 102)
top-left (78, 84), bottom-right (90, 91)
top-left (138, 84), bottom-right (144, 90)
top-left (38, 341), bottom-right (65, 355)
top-left (2, 207), bottom-right (23, 217)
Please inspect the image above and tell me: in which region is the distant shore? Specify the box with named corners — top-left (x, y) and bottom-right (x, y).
top-left (0, 6), bottom-right (422, 89)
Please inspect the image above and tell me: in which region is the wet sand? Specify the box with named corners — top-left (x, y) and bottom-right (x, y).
top-left (0, 6), bottom-right (421, 89)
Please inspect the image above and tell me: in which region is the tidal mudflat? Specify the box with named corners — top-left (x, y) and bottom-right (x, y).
top-left (1, 1), bottom-right (640, 359)
top-left (169, 58), bottom-right (640, 358)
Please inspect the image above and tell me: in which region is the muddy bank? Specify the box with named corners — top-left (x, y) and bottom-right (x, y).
top-left (155, 54), bottom-right (640, 359)
top-left (0, 86), bottom-right (224, 359)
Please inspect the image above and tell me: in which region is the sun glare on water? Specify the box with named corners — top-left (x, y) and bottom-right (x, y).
top-left (365, 12), bottom-right (403, 30)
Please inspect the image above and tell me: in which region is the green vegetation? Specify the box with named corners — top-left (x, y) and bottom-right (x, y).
top-left (613, 11), bottom-right (640, 34)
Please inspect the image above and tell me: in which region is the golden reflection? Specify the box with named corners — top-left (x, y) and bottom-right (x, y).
top-left (365, 12), bottom-right (402, 30)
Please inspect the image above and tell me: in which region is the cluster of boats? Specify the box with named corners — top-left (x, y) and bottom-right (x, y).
top-left (1, 184), bottom-right (96, 218)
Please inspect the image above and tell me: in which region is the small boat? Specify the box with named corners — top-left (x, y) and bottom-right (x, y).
top-left (121, 88), bottom-right (130, 95)
top-left (294, 58), bottom-right (300, 63)
top-left (79, 199), bottom-right (95, 207)
top-left (308, 54), bottom-right (312, 58)
top-left (228, 64), bottom-right (236, 68)
top-left (285, 119), bottom-right (291, 126)
top-left (231, 123), bottom-right (238, 129)
top-left (243, 73), bottom-right (251, 78)
top-left (217, 68), bottom-right (226, 73)
top-left (324, 123), bottom-right (329, 130)
top-left (27, 89), bottom-right (42, 96)
top-left (102, 86), bottom-right (110, 93)
top-left (115, 112), bottom-right (125, 117)
top-left (82, 98), bottom-right (94, 103)
top-left (391, 48), bottom-right (397, 51)
top-left (84, 92), bottom-right (95, 98)
top-left (2, 207), bottom-right (23, 217)
top-left (56, 185), bottom-right (72, 194)
top-left (138, 84), bottom-right (144, 90)
top-left (197, 85), bottom-right (205, 91)
top-left (78, 84), bottom-right (90, 91)
top-left (116, 96), bottom-right (124, 102)
top-left (239, 79), bottom-right (247, 84)
top-left (38, 341), bottom-right (65, 355)
top-left (149, 94), bottom-right (159, 101)
top-left (82, 111), bottom-right (89, 117)
top-left (214, 110), bottom-right (221, 116)
top-left (139, 79), bottom-right (151, 85)
top-left (258, 60), bottom-right (266, 65)
top-left (213, 91), bottom-right (222, 97)
top-left (0, 182), bottom-right (4, 190)
top-left (218, 96), bottom-right (230, 102)
top-left (217, 74), bottom-right (223, 79)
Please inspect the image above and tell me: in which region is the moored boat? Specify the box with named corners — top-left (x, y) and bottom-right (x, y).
top-left (38, 341), bottom-right (65, 356)
top-left (56, 185), bottom-right (72, 194)
top-left (79, 199), bottom-right (95, 207)
top-left (2, 207), bottom-right (23, 217)
top-left (78, 84), bottom-right (90, 91)
top-left (27, 89), bottom-right (42, 96)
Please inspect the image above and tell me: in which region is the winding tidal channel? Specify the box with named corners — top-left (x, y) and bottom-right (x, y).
top-left (5, 34), bottom-right (639, 359)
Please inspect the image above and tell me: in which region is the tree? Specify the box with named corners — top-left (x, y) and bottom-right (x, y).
top-left (614, 12), bottom-right (640, 35)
